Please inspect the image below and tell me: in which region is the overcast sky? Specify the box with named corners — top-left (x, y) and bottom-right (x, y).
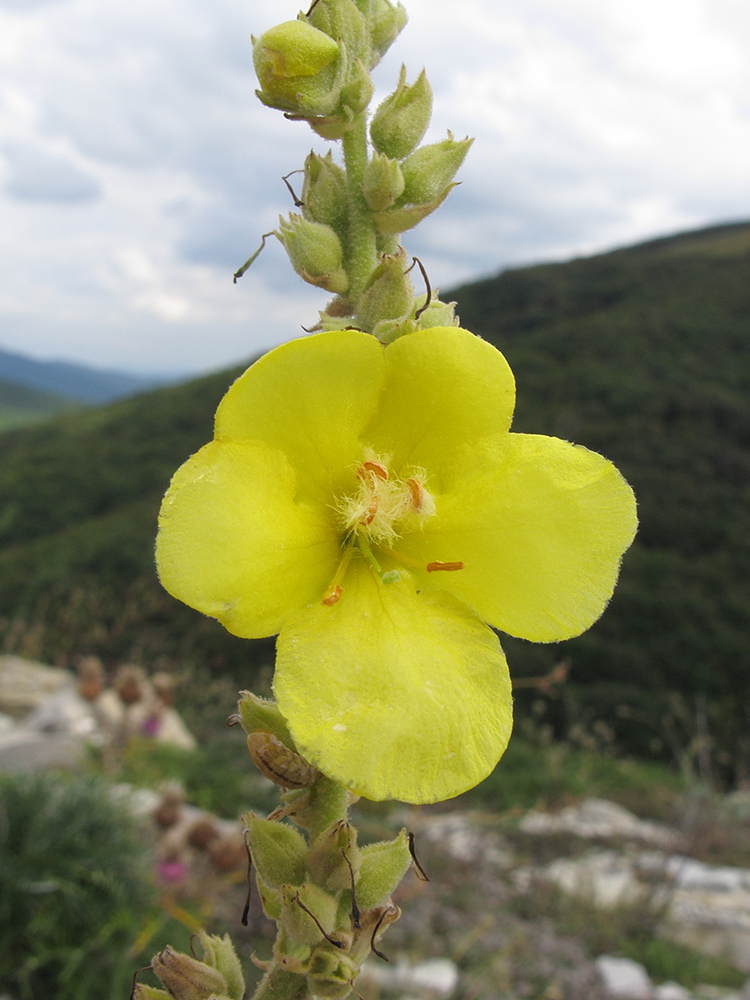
top-left (1, 0), bottom-right (749, 376)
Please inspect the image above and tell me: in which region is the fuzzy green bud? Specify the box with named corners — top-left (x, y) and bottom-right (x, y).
top-left (368, 0), bottom-right (409, 65)
top-left (306, 948), bottom-right (360, 1000)
top-left (302, 151), bottom-right (348, 231)
top-left (148, 945), bottom-right (229, 1000)
top-left (401, 135), bottom-right (474, 204)
top-left (254, 968), bottom-right (309, 1000)
top-left (308, 0), bottom-right (368, 65)
top-left (307, 820), bottom-right (361, 891)
top-left (356, 246), bottom-right (414, 331)
top-left (338, 57), bottom-right (375, 118)
top-left (280, 882), bottom-right (339, 947)
top-left (356, 828), bottom-right (411, 909)
top-left (245, 813), bottom-right (308, 889)
top-left (253, 21), bottom-right (343, 117)
top-left (276, 214), bottom-right (349, 294)
top-left (237, 692), bottom-right (294, 746)
top-left (363, 153), bottom-right (405, 211)
top-left (196, 933), bottom-right (245, 1000)
top-left (258, 877), bottom-right (283, 920)
top-left (416, 294), bottom-right (459, 329)
top-left (373, 185), bottom-right (453, 234)
top-left (370, 66), bottom-right (432, 159)
top-left (133, 987), bottom-right (171, 1000)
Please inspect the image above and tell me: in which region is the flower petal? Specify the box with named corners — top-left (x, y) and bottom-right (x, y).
top-left (274, 560), bottom-right (513, 803)
top-left (215, 330), bottom-right (386, 504)
top-left (365, 326), bottom-right (516, 489)
top-left (401, 433), bottom-right (638, 642)
top-left (156, 439), bottom-right (338, 638)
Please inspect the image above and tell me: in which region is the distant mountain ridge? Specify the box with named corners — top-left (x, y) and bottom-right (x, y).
top-left (0, 219), bottom-right (748, 777)
top-left (0, 345), bottom-right (167, 404)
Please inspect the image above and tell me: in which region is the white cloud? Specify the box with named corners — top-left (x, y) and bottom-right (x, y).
top-left (0, 0), bottom-right (749, 374)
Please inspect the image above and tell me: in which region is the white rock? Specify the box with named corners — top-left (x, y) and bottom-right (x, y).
top-left (654, 982), bottom-right (692, 1000)
top-left (521, 798), bottom-right (681, 849)
top-left (596, 955), bottom-right (653, 999)
top-left (358, 957), bottom-right (459, 998)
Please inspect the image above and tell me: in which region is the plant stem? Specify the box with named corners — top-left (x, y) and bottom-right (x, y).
top-left (341, 116), bottom-right (378, 306)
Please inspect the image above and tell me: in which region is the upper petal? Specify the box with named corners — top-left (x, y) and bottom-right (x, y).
top-left (365, 326), bottom-right (516, 490)
top-left (156, 439), bottom-right (338, 638)
top-left (401, 433), bottom-right (638, 642)
top-left (274, 559), bottom-right (513, 803)
top-left (215, 330), bottom-right (386, 504)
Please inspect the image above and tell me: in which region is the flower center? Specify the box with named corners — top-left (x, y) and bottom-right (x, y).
top-left (322, 452), bottom-right (463, 606)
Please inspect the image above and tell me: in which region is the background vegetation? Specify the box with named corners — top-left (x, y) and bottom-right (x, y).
top-left (0, 221), bottom-right (748, 777)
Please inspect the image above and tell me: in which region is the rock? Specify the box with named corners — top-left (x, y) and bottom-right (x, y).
top-left (416, 813), bottom-right (513, 868)
top-left (0, 655), bottom-right (72, 719)
top-left (358, 957), bottom-right (460, 998)
top-left (521, 798), bottom-right (682, 849)
top-left (654, 982), bottom-right (692, 1000)
top-left (595, 956), bottom-right (653, 999)
top-left (0, 729), bottom-right (85, 773)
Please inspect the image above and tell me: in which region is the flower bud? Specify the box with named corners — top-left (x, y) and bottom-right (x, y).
top-left (276, 214), bottom-right (349, 294)
top-left (401, 135), bottom-right (474, 205)
top-left (133, 986), bottom-right (171, 1000)
top-left (308, 0), bottom-right (368, 65)
top-left (237, 692), bottom-right (294, 746)
top-left (306, 948), bottom-right (360, 1000)
top-left (370, 66), bottom-right (432, 159)
top-left (253, 21), bottom-right (343, 117)
top-left (338, 57), bottom-right (375, 119)
top-left (307, 820), bottom-right (361, 891)
top-left (280, 882), bottom-right (339, 947)
top-left (363, 153), bottom-right (405, 211)
top-left (195, 933), bottom-right (245, 1000)
top-left (415, 294), bottom-right (459, 329)
top-left (302, 151), bottom-right (348, 232)
top-left (355, 246), bottom-right (414, 331)
top-left (368, 0), bottom-right (409, 66)
top-left (150, 945), bottom-right (228, 1000)
top-left (355, 828), bottom-right (411, 909)
top-left (373, 186), bottom-right (452, 234)
top-left (245, 813), bottom-right (308, 889)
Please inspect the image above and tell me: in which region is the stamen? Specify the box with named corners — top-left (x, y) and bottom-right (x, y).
top-left (362, 492), bottom-right (378, 525)
top-left (426, 561), bottom-right (465, 572)
top-left (322, 546), bottom-right (355, 606)
top-left (359, 460), bottom-right (389, 480)
top-left (407, 477), bottom-right (425, 510)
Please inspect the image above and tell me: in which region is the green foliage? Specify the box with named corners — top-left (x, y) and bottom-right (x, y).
top-left (0, 377), bottom-right (76, 431)
top-left (0, 772), bottom-right (156, 1000)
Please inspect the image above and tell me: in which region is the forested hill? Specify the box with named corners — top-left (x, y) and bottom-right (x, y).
top-left (0, 220), bottom-right (748, 772)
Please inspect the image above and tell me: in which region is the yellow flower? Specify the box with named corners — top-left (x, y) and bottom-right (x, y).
top-left (156, 327), bottom-right (636, 803)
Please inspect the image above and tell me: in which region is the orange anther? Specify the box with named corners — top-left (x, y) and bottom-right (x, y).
top-left (407, 477), bottom-right (425, 510)
top-left (358, 460), bottom-right (388, 480)
top-left (426, 561), bottom-right (465, 573)
top-left (362, 492), bottom-right (379, 525)
top-left (322, 585), bottom-right (343, 606)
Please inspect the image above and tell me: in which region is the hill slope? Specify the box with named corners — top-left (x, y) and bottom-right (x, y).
top-left (0, 378), bottom-right (78, 432)
top-left (0, 221), bottom-right (748, 774)
top-left (0, 345), bottom-right (167, 403)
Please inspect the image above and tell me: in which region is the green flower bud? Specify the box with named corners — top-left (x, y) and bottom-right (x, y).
top-left (370, 66), bottom-right (432, 159)
top-left (258, 877), bottom-right (283, 920)
top-left (415, 294), bottom-right (459, 329)
top-left (372, 315), bottom-right (416, 344)
top-left (306, 948), bottom-right (360, 1000)
top-left (307, 820), bottom-right (361, 891)
top-left (254, 968), bottom-right (310, 1000)
top-left (237, 692), bottom-right (294, 746)
top-left (276, 214), bottom-right (349, 294)
top-left (373, 185), bottom-right (453, 234)
top-left (149, 945), bottom-right (228, 1000)
top-left (368, 0), bottom-right (409, 65)
top-left (245, 813), bottom-right (308, 889)
top-left (133, 987), bottom-right (171, 1000)
top-left (355, 828), bottom-right (411, 909)
top-left (253, 21), bottom-right (343, 118)
top-left (195, 933), bottom-right (245, 1000)
top-left (302, 151), bottom-right (348, 231)
top-left (401, 135), bottom-right (474, 204)
top-left (308, 0), bottom-right (368, 65)
top-left (338, 57), bottom-right (375, 118)
top-left (356, 246), bottom-right (414, 331)
top-left (280, 882), bottom-right (339, 947)
top-left (363, 153), bottom-right (405, 211)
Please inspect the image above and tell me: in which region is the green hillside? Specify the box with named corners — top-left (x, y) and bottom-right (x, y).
top-left (0, 221), bottom-right (748, 776)
top-left (0, 377), bottom-right (77, 431)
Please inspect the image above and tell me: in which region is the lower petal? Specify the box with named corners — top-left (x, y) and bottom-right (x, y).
top-left (274, 560), bottom-right (513, 804)
top-left (156, 439), bottom-right (338, 638)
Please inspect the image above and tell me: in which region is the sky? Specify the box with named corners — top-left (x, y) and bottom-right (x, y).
top-left (1, 0), bottom-right (749, 376)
